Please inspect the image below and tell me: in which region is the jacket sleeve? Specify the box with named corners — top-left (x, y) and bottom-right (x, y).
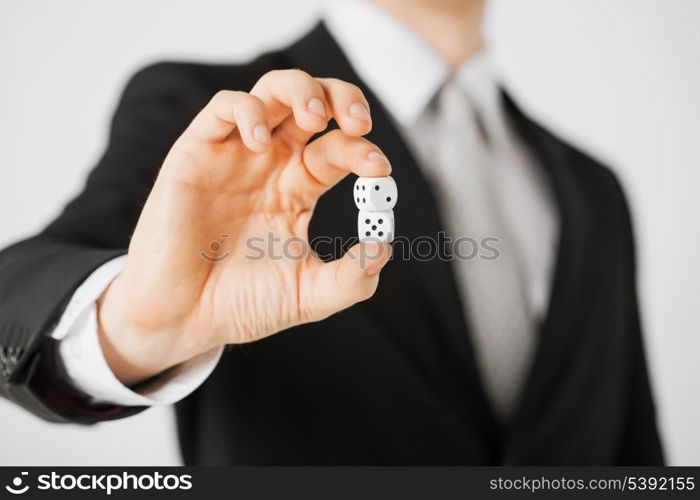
top-left (615, 177), bottom-right (665, 465)
top-left (615, 265), bottom-right (665, 465)
top-left (0, 62), bottom-right (207, 423)
top-left (618, 307), bottom-right (665, 464)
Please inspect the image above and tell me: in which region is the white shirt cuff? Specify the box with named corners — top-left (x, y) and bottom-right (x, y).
top-left (50, 255), bottom-right (223, 406)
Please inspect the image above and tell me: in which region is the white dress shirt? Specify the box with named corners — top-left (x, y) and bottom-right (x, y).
top-left (51, 0), bottom-right (557, 406)
top-left (50, 256), bottom-right (222, 405)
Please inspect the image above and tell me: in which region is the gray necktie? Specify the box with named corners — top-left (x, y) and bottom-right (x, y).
top-left (424, 78), bottom-right (536, 419)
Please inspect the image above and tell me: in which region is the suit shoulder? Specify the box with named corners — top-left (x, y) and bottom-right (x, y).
top-left (523, 104), bottom-right (637, 260)
top-left (563, 137), bottom-right (630, 214)
top-left (123, 61), bottom-right (203, 94)
top-left (507, 93), bottom-right (628, 208)
top-left (504, 92), bottom-right (635, 242)
top-left (122, 52), bottom-right (288, 102)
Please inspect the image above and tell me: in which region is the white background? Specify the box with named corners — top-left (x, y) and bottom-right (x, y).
top-left (1, 0), bottom-right (698, 465)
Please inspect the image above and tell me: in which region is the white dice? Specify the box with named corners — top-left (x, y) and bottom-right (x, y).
top-left (358, 210), bottom-right (394, 243)
top-left (353, 176), bottom-right (397, 211)
top-left (353, 175), bottom-right (396, 244)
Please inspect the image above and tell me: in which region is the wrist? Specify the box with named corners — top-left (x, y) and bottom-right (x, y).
top-left (96, 272), bottom-right (217, 386)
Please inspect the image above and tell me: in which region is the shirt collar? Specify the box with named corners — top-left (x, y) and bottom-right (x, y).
top-left (324, 0), bottom-right (500, 130)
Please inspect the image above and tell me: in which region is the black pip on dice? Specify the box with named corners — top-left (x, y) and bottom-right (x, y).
top-left (354, 176), bottom-right (397, 243)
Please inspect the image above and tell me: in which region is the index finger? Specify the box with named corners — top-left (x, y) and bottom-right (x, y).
top-left (250, 69), bottom-right (329, 133)
top-left (300, 130), bottom-right (391, 197)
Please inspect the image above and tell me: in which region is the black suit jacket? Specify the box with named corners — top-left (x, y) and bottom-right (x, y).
top-left (0, 23), bottom-right (663, 465)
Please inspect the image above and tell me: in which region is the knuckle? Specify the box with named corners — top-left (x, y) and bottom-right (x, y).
top-left (288, 69), bottom-right (323, 94)
top-left (266, 68), bottom-right (312, 85)
top-left (344, 82), bottom-right (363, 96)
top-left (212, 89), bottom-right (234, 102)
top-left (260, 69), bottom-right (282, 80)
top-left (247, 92), bottom-right (265, 106)
top-left (353, 137), bottom-right (374, 155)
top-left (326, 78), bottom-right (363, 97)
top-left (286, 68), bottom-right (313, 81)
top-left (254, 69), bottom-right (285, 89)
top-left (221, 91), bottom-right (266, 117)
top-left (317, 77), bottom-right (341, 88)
top-left (258, 69), bottom-right (322, 99)
top-left (238, 92), bottom-right (264, 111)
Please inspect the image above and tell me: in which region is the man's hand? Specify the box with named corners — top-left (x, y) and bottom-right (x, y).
top-left (96, 70), bottom-right (392, 385)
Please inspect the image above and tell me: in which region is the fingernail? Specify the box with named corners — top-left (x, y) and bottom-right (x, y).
top-left (367, 150), bottom-right (389, 163)
top-left (307, 97), bottom-right (326, 117)
top-left (349, 102), bottom-right (371, 122)
top-left (253, 124), bottom-right (271, 144)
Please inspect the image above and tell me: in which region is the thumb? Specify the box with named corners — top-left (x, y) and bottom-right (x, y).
top-left (306, 242), bottom-right (391, 321)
